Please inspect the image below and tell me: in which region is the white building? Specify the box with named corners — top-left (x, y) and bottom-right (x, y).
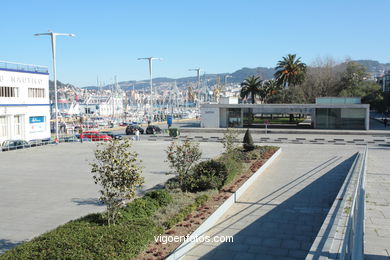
top-left (0, 61), bottom-right (51, 143)
top-left (80, 93), bottom-right (125, 117)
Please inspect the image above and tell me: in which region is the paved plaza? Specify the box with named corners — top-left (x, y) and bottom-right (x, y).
top-left (1, 133), bottom-right (390, 258)
top-left (0, 141), bottom-right (223, 253)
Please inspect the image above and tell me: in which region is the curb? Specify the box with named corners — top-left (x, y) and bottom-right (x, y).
top-left (179, 128), bottom-right (390, 136)
top-left (166, 148), bottom-right (282, 260)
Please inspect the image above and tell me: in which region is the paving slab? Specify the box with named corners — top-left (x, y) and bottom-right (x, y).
top-left (365, 147), bottom-right (390, 259)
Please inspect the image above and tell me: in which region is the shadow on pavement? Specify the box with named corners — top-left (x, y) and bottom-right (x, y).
top-left (192, 155), bottom-right (356, 259)
top-left (71, 198), bottom-right (104, 206)
top-left (0, 239), bottom-right (23, 254)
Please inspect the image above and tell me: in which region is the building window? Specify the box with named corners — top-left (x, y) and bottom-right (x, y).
top-left (14, 115), bottom-right (23, 136)
top-left (28, 88), bottom-right (45, 98)
top-left (0, 116), bottom-right (8, 137)
top-left (0, 86), bottom-right (19, 97)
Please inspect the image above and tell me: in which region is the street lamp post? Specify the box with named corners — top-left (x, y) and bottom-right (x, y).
top-left (34, 30), bottom-right (75, 142)
top-left (138, 57), bottom-right (162, 122)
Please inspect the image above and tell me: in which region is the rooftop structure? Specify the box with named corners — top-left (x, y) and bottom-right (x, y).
top-left (0, 60), bottom-right (48, 75)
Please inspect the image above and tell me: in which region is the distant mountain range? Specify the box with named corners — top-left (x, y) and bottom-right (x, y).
top-left (81, 59), bottom-right (389, 91)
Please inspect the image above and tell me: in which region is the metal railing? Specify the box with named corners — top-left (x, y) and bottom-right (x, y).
top-left (306, 146), bottom-right (367, 260)
top-left (339, 146), bottom-right (367, 260)
top-left (0, 60), bottom-right (48, 74)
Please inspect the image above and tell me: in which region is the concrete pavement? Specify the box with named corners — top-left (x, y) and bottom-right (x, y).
top-left (182, 144), bottom-right (360, 260)
top-left (365, 147), bottom-right (390, 259)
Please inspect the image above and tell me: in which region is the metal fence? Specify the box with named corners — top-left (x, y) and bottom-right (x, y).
top-left (339, 146), bottom-right (367, 260)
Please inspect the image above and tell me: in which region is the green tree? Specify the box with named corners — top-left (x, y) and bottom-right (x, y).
top-left (338, 61), bottom-right (369, 94)
top-left (91, 139), bottom-right (144, 225)
top-left (165, 140), bottom-right (202, 190)
top-left (240, 76), bottom-right (263, 104)
top-left (222, 128), bottom-right (238, 154)
top-left (262, 79), bottom-right (282, 103)
top-left (274, 54), bottom-right (307, 88)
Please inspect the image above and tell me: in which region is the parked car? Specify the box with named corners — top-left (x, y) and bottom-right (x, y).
top-left (119, 122), bottom-right (131, 126)
top-left (145, 125), bottom-right (162, 135)
top-left (125, 125), bottom-right (145, 135)
top-left (59, 135), bottom-right (80, 143)
top-left (80, 131), bottom-right (112, 141)
top-left (1, 140), bottom-right (31, 151)
top-left (100, 131), bottom-right (123, 140)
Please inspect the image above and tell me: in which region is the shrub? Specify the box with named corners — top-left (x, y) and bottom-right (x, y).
top-left (168, 127), bottom-right (180, 137)
top-left (121, 197), bottom-right (159, 220)
top-left (217, 153), bottom-right (243, 185)
top-left (165, 177), bottom-right (181, 190)
top-left (222, 128), bottom-right (238, 154)
top-left (0, 217), bottom-right (163, 259)
top-left (91, 139), bottom-right (144, 225)
top-left (243, 129), bottom-right (255, 151)
top-left (144, 189), bottom-right (173, 207)
top-left (165, 140), bottom-right (202, 191)
top-left (186, 160), bottom-right (228, 192)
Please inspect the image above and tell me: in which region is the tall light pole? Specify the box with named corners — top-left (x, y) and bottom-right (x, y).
top-left (34, 30), bottom-right (75, 142)
top-left (138, 57), bottom-right (162, 122)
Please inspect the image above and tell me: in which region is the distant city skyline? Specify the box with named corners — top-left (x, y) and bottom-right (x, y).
top-left (1, 0), bottom-right (389, 87)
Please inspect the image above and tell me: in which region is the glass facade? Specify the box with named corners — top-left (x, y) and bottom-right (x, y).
top-left (315, 108), bottom-right (366, 130)
top-left (227, 108), bottom-right (241, 127)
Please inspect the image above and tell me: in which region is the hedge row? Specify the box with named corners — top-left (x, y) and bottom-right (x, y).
top-left (0, 190), bottom-right (172, 260)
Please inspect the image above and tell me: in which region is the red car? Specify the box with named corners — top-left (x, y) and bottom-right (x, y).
top-left (80, 131), bottom-right (112, 141)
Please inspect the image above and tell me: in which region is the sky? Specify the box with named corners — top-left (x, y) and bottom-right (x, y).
top-left (1, 0), bottom-right (389, 87)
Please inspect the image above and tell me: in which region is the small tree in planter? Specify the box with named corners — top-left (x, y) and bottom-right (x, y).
top-left (165, 140), bottom-right (202, 190)
top-left (222, 128), bottom-right (238, 155)
top-left (91, 139), bottom-right (144, 225)
top-left (243, 128), bottom-right (255, 151)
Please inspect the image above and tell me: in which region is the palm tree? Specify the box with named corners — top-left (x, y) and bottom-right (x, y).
top-left (274, 54), bottom-right (307, 88)
top-left (240, 76), bottom-right (263, 104)
top-left (262, 79), bottom-right (281, 103)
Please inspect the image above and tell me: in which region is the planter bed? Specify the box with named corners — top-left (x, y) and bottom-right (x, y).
top-left (136, 146), bottom-right (279, 260)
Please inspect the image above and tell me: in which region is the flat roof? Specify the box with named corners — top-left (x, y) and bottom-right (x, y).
top-left (0, 60), bottom-right (49, 75)
top-left (201, 103), bottom-right (369, 109)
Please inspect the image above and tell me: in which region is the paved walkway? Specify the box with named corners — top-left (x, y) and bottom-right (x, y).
top-left (365, 147), bottom-right (390, 259)
top-left (182, 144), bottom-right (359, 260)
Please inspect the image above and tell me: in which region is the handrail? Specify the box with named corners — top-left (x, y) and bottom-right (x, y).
top-left (306, 147), bottom-right (367, 260)
top-left (339, 146), bottom-right (367, 260)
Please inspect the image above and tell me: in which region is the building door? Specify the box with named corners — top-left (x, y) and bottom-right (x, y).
top-left (0, 116), bottom-right (9, 141)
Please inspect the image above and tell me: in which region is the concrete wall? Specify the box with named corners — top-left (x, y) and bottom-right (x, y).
top-left (200, 107), bottom-right (219, 128)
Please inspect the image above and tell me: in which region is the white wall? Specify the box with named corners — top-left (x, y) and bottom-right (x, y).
top-left (200, 107), bottom-right (219, 128)
top-left (0, 69), bottom-right (50, 142)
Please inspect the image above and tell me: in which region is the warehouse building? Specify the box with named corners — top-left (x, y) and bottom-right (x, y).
top-left (0, 61), bottom-right (50, 143)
